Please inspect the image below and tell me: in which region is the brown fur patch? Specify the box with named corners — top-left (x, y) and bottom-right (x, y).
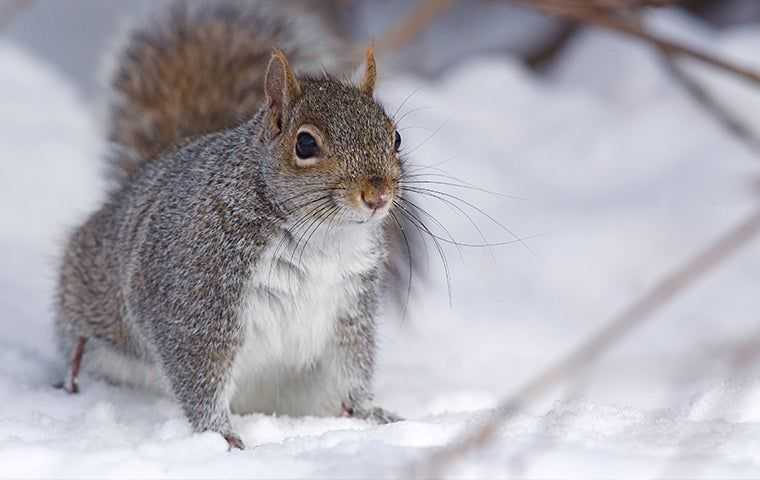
top-left (110, 5), bottom-right (275, 178)
top-left (359, 46), bottom-right (377, 97)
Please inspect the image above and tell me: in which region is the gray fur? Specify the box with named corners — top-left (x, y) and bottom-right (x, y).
top-left (55, 1), bottom-right (403, 448)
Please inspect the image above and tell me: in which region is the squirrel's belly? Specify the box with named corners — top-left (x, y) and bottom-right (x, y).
top-left (229, 239), bottom-right (365, 416)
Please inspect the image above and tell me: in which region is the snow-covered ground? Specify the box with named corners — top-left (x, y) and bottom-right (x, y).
top-left (3, 10), bottom-right (760, 478)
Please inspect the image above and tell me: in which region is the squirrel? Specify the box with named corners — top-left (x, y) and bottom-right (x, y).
top-left (54, 0), bottom-right (404, 450)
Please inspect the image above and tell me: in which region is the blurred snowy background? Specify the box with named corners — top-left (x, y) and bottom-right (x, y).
top-left (3, 0), bottom-right (760, 478)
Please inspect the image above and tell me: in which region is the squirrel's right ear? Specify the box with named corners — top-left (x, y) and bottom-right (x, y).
top-left (265, 49), bottom-right (301, 135)
top-left (359, 46), bottom-right (377, 97)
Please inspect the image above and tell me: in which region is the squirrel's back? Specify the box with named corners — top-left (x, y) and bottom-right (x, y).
top-left (56, 1), bottom-right (409, 445)
top-left (108, 0), bottom-right (348, 183)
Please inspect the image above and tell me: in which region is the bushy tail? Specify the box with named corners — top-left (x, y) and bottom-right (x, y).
top-left (106, 0), bottom-right (348, 183)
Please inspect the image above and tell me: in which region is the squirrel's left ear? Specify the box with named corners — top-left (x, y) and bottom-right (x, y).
top-left (265, 49), bottom-right (301, 134)
top-left (359, 46), bottom-right (377, 97)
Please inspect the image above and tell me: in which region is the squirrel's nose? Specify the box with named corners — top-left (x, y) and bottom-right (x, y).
top-left (361, 176), bottom-right (390, 211)
top-left (361, 190), bottom-right (389, 211)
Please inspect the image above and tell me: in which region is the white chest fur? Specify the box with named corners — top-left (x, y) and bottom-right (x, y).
top-left (229, 222), bottom-right (380, 415)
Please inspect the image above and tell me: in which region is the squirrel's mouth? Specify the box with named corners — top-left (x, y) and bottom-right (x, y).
top-left (343, 177), bottom-right (395, 224)
top-left (349, 209), bottom-right (388, 225)
top-left (346, 211), bottom-right (388, 226)
top-left (335, 203), bottom-right (391, 227)
top-left (348, 197), bottom-right (393, 224)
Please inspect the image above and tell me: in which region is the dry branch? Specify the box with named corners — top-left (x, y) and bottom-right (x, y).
top-left (513, 0), bottom-right (760, 86)
top-left (659, 50), bottom-right (760, 156)
top-left (524, 22), bottom-right (579, 70)
top-left (409, 206), bottom-right (760, 478)
top-left (0, 0), bottom-right (32, 31)
top-left (520, 1), bottom-right (760, 157)
top-left (375, 0), bottom-right (455, 53)
top-left (513, 0), bottom-right (680, 14)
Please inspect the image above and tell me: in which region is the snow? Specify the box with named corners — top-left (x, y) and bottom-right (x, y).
top-left (3, 10), bottom-right (760, 478)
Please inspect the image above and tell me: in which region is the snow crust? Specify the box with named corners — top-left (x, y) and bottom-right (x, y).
top-left (3, 11), bottom-right (760, 478)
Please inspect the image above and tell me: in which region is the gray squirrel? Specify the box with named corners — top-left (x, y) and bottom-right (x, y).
top-left (54, 1), bottom-right (404, 450)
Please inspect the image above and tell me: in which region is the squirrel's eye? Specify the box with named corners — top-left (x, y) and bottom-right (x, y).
top-left (295, 132), bottom-right (320, 160)
top-left (394, 131), bottom-right (402, 152)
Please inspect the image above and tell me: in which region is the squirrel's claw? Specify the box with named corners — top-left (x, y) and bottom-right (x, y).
top-left (53, 378), bottom-right (80, 394)
top-left (63, 378), bottom-right (80, 394)
top-left (223, 432), bottom-right (245, 451)
top-left (342, 402), bottom-right (403, 424)
top-left (57, 336), bottom-right (87, 394)
top-left (366, 407), bottom-right (404, 424)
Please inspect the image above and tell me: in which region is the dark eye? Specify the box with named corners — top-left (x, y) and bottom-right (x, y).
top-left (394, 131), bottom-right (402, 152)
top-left (296, 132), bottom-right (320, 159)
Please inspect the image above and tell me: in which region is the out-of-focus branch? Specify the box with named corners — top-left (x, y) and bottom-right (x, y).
top-left (512, 0), bottom-right (760, 86)
top-left (409, 206), bottom-right (760, 478)
top-left (628, 8), bottom-right (760, 158)
top-left (374, 0), bottom-right (455, 53)
top-left (513, 0), bottom-right (679, 15)
top-left (659, 50), bottom-right (760, 156)
top-left (521, 3), bottom-right (760, 158)
top-left (524, 22), bottom-right (579, 70)
top-left (0, 0), bottom-right (32, 31)
top-left (514, 1), bottom-right (760, 155)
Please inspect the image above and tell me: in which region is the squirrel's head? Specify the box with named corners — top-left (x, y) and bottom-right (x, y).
top-left (260, 48), bottom-right (402, 227)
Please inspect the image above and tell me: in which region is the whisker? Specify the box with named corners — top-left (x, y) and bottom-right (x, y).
top-left (398, 126), bottom-right (434, 134)
top-left (267, 198), bottom-right (333, 289)
top-left (391, 87), bottom-right (422, 124)
top-left (284, 202), bottom-right (336, 291)
top-left (401, 169), bottom-right (486, 191)
top-left (399, 179), bottom-right (523, 200)
top-left (394, 105), bottom-right (433, 128)
top-left (401, 186), bottom-right (534, 256)
top-left (396, 197), bottom-right (464, 260)
top-left (296, 205), bottom-right (340, 269)
top-left (389, 209), bottom-right (413, 322)
top-left (279, 185), bottom-right (344, 208)
top-left (395, 199), bottom-right (521, 248)
top-left (285, 194), bottom-right (333, 214)
top-left (398, 195), bottom-right (492, 260)
top-left (399, 119), bottom-right (448, 157)
top-left (393, 201), bottom-right (453, 306)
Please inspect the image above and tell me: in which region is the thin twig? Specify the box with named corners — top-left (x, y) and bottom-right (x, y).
top-left (506, 371), bottom-right (591, 476)
top-left (409, 206), bottom-right (760, 478)
top-left (0, 0), bottom-right (32, 31)
top-left (619, 9), bottom-right (760, 159)
top-left (375, 0), bottom-right (455, 53)
top-left (512, 0), bottom-right (679, 13)
top-left (524, 22), bottom-right (579, 71)
top-left (659, 50), bottom-right (760, 155)
top-left (512, 0), bottom-right (760, 86)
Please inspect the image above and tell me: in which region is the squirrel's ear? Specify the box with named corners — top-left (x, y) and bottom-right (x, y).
top-left (359, 46), bottom-right (377, 97)
top-left (265, 49), bottom-right (301, 133)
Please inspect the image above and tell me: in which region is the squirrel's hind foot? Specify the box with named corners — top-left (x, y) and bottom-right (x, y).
top-left (57, 336), bottom-right (87, 394)
top-left (365, 407), bottom-right (404, 424)
top-left (342, 402), bottom-right (403, 424)
top-left (223, 432), bottom-right (245, 451)
top-left (52, 380), bottom-right (79, 394)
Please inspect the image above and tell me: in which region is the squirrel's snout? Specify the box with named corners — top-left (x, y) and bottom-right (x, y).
top-left (359, 176), bottom-right (391, 213)
top-left (361, 190), bottom-right (389, 211)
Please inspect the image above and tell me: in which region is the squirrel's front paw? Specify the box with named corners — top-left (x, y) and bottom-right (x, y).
top-left (223, 432), bottom-right (245, 451)
top-left (367, 406), bottom-right (404, 424)
top-left (343, 403), bottom-right (403, 424)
